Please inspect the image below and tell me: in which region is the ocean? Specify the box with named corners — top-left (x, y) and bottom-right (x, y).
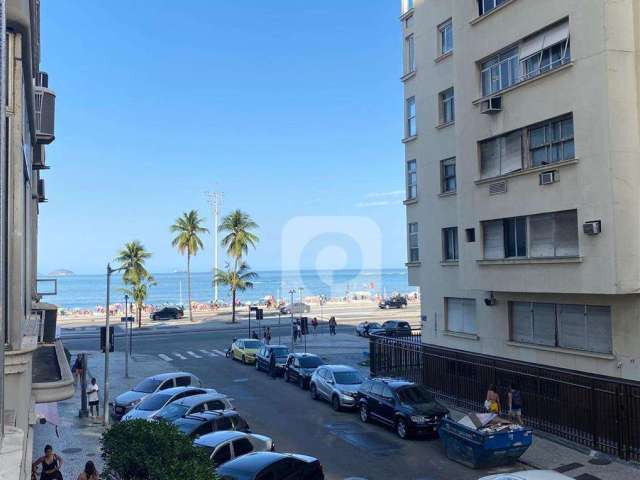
top-left (41, 269), bottom-right (413, 310)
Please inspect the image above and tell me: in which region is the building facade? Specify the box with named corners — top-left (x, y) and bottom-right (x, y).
top-left (402, 0), bottom-right (640, 382)
top-left (1, 1), bottom-right (73, 479)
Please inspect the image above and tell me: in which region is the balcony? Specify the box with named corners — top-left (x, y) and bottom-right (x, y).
top-left (31, 339), bottom-right (74, 403)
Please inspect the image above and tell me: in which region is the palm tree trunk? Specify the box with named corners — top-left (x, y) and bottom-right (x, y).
top-left (231, 288), bottom-right (237, 323)
top-left (137, 302), bottom-right (142, 328)
top-left (187, 253), bottom-right (193, 322)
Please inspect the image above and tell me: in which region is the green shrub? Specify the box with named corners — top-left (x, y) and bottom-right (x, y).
top-left (101, 419), bottom-right (217, 480)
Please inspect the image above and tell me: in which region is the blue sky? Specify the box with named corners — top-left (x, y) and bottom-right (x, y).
top-left (38, 1), bottom-right (405, 275)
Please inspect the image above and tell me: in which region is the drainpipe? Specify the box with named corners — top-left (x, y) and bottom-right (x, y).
top-left (0, 0), bottom-right (7, 441)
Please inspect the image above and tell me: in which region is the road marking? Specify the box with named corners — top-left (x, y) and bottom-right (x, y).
top-left (200, 349), bottom-right (216, 357)
top-left (187, 351), bottom-right (202, 358)
top-left (173, 352), bottom-right (187, 360)
top-left (158, 354), bottom-right (172, 362)
top-left (214, 349), bottom-right (226, 356)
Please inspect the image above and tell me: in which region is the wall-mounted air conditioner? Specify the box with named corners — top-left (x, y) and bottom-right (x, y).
top-left (583, 220), bottom-right (601, 235)
top-left (37, 178), bottom-right (46, 203)
top-left (539, 170), bottom-right (557, 185)
top-left (34, 72), bottom-right (56, 144)
top-left (480, 96), bottom-right (502, 114)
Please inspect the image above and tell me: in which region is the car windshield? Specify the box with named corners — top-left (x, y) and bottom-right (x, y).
top-left (396, 385), bottom-right (435, 405)
top-left (334, 371), bottom-right (364, 385)
top-left (137, 393), bottom-right (172, 411)
top-left (271, 347), bottom-right (288, 357)
top-left (133, 378), bottom-right (161, 393)
top-left (299, 356), bottom-right (323, 368)
top-left (243, 340), bottom-right (262, 349)
top-left (156, 403), bottom-right (189, 421)
top-left (194, 444), bottom-right (215, 457)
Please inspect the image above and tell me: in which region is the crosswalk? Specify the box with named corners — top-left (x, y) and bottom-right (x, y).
top-left (158, 348), bottom-right (228, 362)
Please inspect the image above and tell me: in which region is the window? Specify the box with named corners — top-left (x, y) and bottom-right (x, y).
top-left (529, 116), bottom-right (574, 166)
top-left (482, 210), bottom-right (578, 259)
top-left (480, 131), bottom-right (522, 178)
top-left (442, 227), bottom-right (458, 261)
top-left (439, 19), bottom-right (453, 55)
top-left (478, 0), bottom-right (508, 16)
top-left (406, 160), bottom-right (417, 200)
top-left (233, 438), bottom-right (254, 456)
top-left (408, 223), bottom-right (419, 262)
top-left (382, 386), bottom-right (393, 400)
top-left (481, 48), bottom-right (519, 96)
top-left (191, 402), bottom-right (206, 414)
top-left (406, 97), bottom-right (416, 137)
top-left (212, 444), bottom-right (232, 465)
top-left (446, 298), bottom-right (477, 334)
top-left (208, 400), bottom-right (226, 411)
top-left (439, 88), bottom-right (455, 125)
top-left (194, 422), bottom-right (214, 437)
top-left (158, 380), bottom-right (173, 390)
top-left (511, 302), bottom-right (612, 354)
top-left (216, 417), bottom-right (233, 431)
top-left (371, 382), bottom-right (384, 397)
top-left (466, 228), bottom-right (476, 242)
top-left (405, 34), bottom-right (415, 74)
top-left (441, 157), bottom-right (456, 193)
top-left (175, 376), bottom-right (191, 387)
top-left (404, 0), bottom-right (414, 13)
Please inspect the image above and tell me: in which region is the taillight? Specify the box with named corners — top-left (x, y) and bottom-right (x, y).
top-left (271, 443), bottom-right (276, 451)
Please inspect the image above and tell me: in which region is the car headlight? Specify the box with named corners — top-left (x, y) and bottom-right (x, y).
top-left (410, 415), bottom-right (427, 423)
top-left (128, 398), bottom-right (142, 407)
top-left (340, 393), bottom-right (354, 401)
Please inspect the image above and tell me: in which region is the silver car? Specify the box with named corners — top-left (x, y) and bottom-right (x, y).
top-left (309, 365), bottom-right (364, 411)
top-left (121, 386), bottom-right (216, 421)
top-left (152, 392), bottom-right (233, 422)
top-left (194, 431), bottom-right (274, 467)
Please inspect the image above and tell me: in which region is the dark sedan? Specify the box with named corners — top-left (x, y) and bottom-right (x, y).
top-left (216, 452), bottom-right (324, 480)
top-left (255, 345), bottom-right (290, 375)
top-left (173, 410), bottom-right (251, 439)
top-left (283, 353), bottom-right (324, 389)
top-left (357, 378), bottom-right (449, 439)
top-left (368, 320), bottom-right (412, 337)
top-left (151, 306), bottom-right (184, 321)
top-left (378, 296), bottom-right (408, 309)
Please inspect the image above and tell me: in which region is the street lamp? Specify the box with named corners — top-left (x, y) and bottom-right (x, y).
top-left (104, 263), bottom-right (125, 426)
top-left (299, 287), bottom-right (305, 353)
top-left (124, 294), bottom-right (129, 379)
top-left (288, 289), bottom-right (296, 351)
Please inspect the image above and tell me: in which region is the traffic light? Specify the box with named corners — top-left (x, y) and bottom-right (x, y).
top-left (256, 308), bottom-right (264, 320)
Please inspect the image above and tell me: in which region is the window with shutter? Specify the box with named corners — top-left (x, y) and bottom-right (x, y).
top-left (483, 220), bottom-right (504, 259)
top-left (530, 213), bottom-right (555, 257)
top-left (532, 303), bottom-right (557, 346)
top-left (554, 210), bottom-right (579, 256)
top-left (511, 302), bottom-right (533, 343)
top-left (446, 298), bottom-right (477, 334)
top-left (586, 306), bottom-right (612, 354)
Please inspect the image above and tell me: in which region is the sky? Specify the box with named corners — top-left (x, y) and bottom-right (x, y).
top-left (38, 1), bottom-right (405, 275)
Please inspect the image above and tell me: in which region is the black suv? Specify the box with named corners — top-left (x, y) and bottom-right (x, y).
top-left (368, 320), bottom-right (412, 337)
top-left (173, 410), bottom-right (251, 439)
top-left (378, 297), bottom-right (408, 309)
top-left (357, 378), bottom-right (449, 439)
top-left (151, 306), bottom-right (184, 321)
top-left (283, 353), bottom-right (325, 389)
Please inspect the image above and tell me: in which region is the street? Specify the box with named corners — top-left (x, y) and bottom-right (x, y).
top-left (63, 323), bottom-right (522, 480)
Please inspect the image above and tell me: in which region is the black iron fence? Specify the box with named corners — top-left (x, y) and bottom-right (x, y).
top-left (369, 334), bottom-right (640, 462)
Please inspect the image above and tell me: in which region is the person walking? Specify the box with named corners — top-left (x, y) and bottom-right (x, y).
top-left (311, 317), bottom-right (318, 335)
top-left (266, 326), bottom-right (272, 345)
top-left (484, 384), bottom-right (501, 414)
top-left (269, 349), bottom-right (278, 380)
top-left (295, 322), bottom-right (302, 342)
top-left (71, 355), bottom-right (83, 387)
top-left (251, 330), bottom-right (259, 340)
top-left (33, 445), bottom-right (64, 480)
top-left (508, 384), bottom-right (523, 425)
top-left (87, 378), bottom-right (100, 418)
top-left (329, 316), bottom-right (337, 335)
top-left (77, 461), bottom-right (99, 480)
top-left (292, 322), bottom-right (298, 343)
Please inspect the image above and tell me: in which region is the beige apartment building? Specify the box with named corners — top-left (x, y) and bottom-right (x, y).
top-left (1, 1), bottom-right (73, 479)
top-left (402, 0), bottom-right (640, 382)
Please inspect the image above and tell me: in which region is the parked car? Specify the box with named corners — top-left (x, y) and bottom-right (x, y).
top-left (112, 372), bottom-right (201, 420)
top-left (231, 338), bottom-right (264, 364)
top-left (355, 321), bottom-right (380, 337)
top-left (283, 353), bottom-right (325, 389)
top-left (121, 386), bottom-right (215, 421)
top-left (357, 378), bottom-right (449, 439)
top-left (378, 296), bottom-right (408, 309)
top-left (309, 365), bottom-right (364, 411)
top-left (173, 410), bottom-right (251, 439)
top-left (150, 306), bottom-right (184, 321)
top-left (279, 302), bottom-right (310, 315)
top-left (479, 472), bottom-right (573, 480)
top-left (216, 452), bottom-right (324, 480)
top-left (367, 320), bottom-right (412, 337)
top-left (255, 345), bottom-right (290, 374)
top-left (152, 392), bottom-right (233, 422)
top-left (194, 431), bottom-right (274, 467)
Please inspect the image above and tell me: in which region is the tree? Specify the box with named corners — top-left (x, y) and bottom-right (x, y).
top-left (122, 276), bottom-right (157, 328)
top-left (219, 210), bottom-right (259, 267)
top-left (171, 210), bottom-right (208, 322)
top-left (214, 262), bottom-right (257, 323)
top-left (101, 419), bottom-right (217, 480)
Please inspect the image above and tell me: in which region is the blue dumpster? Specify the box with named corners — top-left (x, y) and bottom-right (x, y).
top-left (438, 414), bottom-right (533, 469)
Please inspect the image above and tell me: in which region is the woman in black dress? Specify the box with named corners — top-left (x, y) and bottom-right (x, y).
top-left (32, 444), bottom-right (64, 480)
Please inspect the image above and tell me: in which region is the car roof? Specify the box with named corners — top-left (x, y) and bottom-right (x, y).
top-left (321, 365), bottom-right (357, 373)
top-left (172, 393), bottom-right (227, 406)
top-left (157, 386), bottom-right (203, 396)
top-left (148, 371), bottom-right (193, 381)
top-left (218, 452), bottom-right (315, 474)
top-left (236, 338), bottom-right (260, 342)
top-left (368, 377), bottom-right (414, 388)
top-left (183, 409), bottom-right (238, 421)
top-left (266, 345), bottom-right (287, 349)
top-left (194, 430), bottom-right (246, 447)
top-left (289, 352), bottom-right (320, 358)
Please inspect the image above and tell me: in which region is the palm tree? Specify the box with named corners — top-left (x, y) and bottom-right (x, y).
top-left (214, 262), bottom-right (257, 323)
top-left (219, 210), bottom-right (259, 267)
top-left (115, 241), bottom-right (151, 286)
top-left (170, 210), bottom-right (209, 322)
top-left (123, 276), bottom-right (157, 328)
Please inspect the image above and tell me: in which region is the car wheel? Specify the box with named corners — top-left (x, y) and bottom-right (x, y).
top-left (359, 405), bottom-right (369, 423)
top-left (331, 395), bottom-right (341, 412)
top-left (396, 418), bottom-right (409, 439)
top-left (298, 376), bottom-right (306, 389)
top-left (310, 384), bottom-right (318, 400)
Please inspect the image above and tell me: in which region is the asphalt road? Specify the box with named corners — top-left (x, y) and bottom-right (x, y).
top-left (63, 327), bottom-right (519, 480)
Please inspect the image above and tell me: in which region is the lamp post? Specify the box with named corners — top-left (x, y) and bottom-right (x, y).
top-left (288, 289), bottom-right (295, 351)
top-left (104, 263), bottom-right (125, 427)
top-left (299, 287), bottom-right (305, 353)
top-left (124, 294), bottom-right (129, 379)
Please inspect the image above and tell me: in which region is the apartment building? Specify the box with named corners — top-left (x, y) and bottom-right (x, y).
top-left (402, 0), bottom-right (640, 382)
top-left (0, 1), bottom-right (73, 479)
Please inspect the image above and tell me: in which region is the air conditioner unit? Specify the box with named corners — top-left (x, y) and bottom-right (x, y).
top-left (32, 145), bottom-right (49, 170)
top-left (583, 220), bottom-right (601, 235)
top-left (37, 178), bottom-right (47, 203)
top-left (539, 170), bottom-right (557, 185)
top-left (34, 72), bottom-right (56, 144)
top-left (480, 96), bottom-right (502, 114)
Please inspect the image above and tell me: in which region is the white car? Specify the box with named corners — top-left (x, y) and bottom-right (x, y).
top-left (121, 386), bottom-right (215, 421)
top-left (279, 303), bottom-right (310, 314)
top-left (479, 471), bottom-right (573, 480)
top-left (194, 431), bottom-right (274, 467)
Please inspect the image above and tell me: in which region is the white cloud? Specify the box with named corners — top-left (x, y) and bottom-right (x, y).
top-left (364, 190), bottom-right (404, 199)
top-left (356, 200), bottom-right (403, 208)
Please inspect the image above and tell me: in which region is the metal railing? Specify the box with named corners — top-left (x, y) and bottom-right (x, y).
top-left (369, 334), bottom-right (640, 461)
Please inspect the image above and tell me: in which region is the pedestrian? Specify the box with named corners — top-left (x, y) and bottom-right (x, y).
top-left (329, 316), bottom-right (337, 335)
top-left (77, 461), bottom-right (98, 480)
top-left (266, 326), bottom-right (272, 344)
top-left (311, 317), bottom-right (318, 335)
top-left (508, 384), bottom-right (523, 425)
top-left (71, 355), bottom-right (83, 387)
top-left (251, 330), bottom-right (259, 340)
top-left (292, 323), bottom-right (298, 343)
top-left (87, 378), bottom-right (100, 418)
top-left (269, 349), bottom-right (278, 380)
top-left (295, 322), bottom-right (302, 342)
top-left (32, 444), bottom-right (64, 480)
top-left (484, 384), bottom-right (501, 414)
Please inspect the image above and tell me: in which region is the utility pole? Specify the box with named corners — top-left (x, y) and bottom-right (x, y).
top-left (206, 190), bottom-right (223, 303)
top-left (104, 263), bottom-right (124, 427)
top-left (288, 289), bottom-right (295, 352)
top-left (124, 294), bottom-right (129, 379)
